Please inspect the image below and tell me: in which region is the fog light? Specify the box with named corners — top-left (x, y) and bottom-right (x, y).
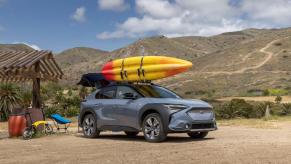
top-left (185, 124), bottom-right (190, 129)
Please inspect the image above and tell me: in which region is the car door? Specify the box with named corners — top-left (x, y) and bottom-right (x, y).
top-left (93, 86), bottom-right (118, 127)
top-left (114, 86), bottom-right (143, 128)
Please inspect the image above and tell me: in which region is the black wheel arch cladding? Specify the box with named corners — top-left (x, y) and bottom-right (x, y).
top-left (139, 103), bottom-right (171, 131)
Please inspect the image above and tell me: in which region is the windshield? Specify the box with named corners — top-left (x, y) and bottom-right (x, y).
top-left (134, 85), bottom-right (181, 98)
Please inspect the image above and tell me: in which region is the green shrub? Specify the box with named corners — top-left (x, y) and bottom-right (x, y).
top-left (44, 95), bottom-right (80, 118)
top-left (44, 106), bottom-right (60, 118)
top-left (0, 84), bottom-right (22, 121)
top-left (20, 89), bottom-right (32, 108)
top-left (281, 103), bottom-right (291, 115)
top-left (268, 88), bottom-right (288, 96)
top-left (275, 96), bottom-right (282, 104)
top-left (214, 99), bottom-right (253, 119)
top-left (65, 106), bottom-right (79, 117)
top-left (212, 99), bottom-right (291, 119)
top-left (263, 89), bottom-right (270, 96)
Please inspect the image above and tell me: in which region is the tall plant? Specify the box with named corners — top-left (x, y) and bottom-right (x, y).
top-left (0, 83), bottom-right (21, 121)
top-left (20, 89), bottom-right (32, 108)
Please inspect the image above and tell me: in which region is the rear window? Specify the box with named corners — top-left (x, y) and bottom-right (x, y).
top-left (95, 87), bottom-right (116, 99)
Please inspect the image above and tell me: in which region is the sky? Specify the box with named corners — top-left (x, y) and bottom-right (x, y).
top-left (0, 0), bottom-right (291, 52)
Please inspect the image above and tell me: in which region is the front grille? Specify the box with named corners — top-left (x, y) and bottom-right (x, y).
top-left (188, 107), bottom-right (212, 113)
top-left (191, 123), bottom-right (214, 129)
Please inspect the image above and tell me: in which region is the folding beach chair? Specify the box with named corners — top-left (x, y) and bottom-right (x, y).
top-left (50, 114), bottom-right (71, 132)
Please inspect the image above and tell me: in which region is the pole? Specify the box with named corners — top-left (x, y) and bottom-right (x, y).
top-left (32, 62), bottom-right (41, 108)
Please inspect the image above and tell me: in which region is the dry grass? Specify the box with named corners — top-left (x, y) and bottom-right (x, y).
top-left (217, 115), bottom-right (291, 129)
top-left (217, 96), bottom-right (291, 103)
top-left (0, 121), bottom-right (8, 131)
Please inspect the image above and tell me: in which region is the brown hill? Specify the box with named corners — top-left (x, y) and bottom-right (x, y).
top-left (55, 47), bottom-right (108, 83)
top-left (0, 44), bottom-right (34, 51)
top-left (2, 28), bottom-right (291, 97)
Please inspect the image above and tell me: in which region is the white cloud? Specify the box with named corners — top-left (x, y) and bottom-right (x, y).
top-left (136, 0), bottom-right (181, 18)
top-left (71, 6), bottom-right (86, 23)
top-left (97, 0), bottom-right (291, 39)
top-left (98, 0), bottom-right (129, 11)
top-left (14, 42), bottom-right (41, 51)
top-left (241, 0), bottom-right (291, 26)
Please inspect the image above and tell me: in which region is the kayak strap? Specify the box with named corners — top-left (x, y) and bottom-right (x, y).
top-left (120, 59), bottom-right (127, 80)
top-left (138, 56), bottom-right (145, 81)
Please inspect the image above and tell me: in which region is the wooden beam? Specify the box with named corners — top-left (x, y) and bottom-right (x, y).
top-left (50, 58), bottom-right (64, 76)
top-left (32, 62), bottom-right (41, 108)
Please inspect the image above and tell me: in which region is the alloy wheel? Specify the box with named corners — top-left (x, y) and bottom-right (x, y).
top-left (83, 117), bottom-right (94, 136)
top-left (144, 116), bottom-right (161, 140)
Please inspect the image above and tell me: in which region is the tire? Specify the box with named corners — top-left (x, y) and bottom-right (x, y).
top-left (124, 131), bottom-right (139, 137)
top-left (82, 114), bottom-right (100, 138)
top-left (23, 127), bottom-right (34, 140)
top-left (45, 124), bottom-right (54, 135)
top-left (187, 132), bottom-right (208, 139)
top-left (142, 113), bottom-right (167, 142)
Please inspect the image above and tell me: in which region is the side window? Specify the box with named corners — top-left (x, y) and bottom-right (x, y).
top-left (95, 87), bottom-right (116, 99)
top-left (116, 86), bottom-right (141, 99)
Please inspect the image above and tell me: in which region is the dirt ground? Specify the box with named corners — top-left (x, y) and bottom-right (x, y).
top-left (1, 120), bottom-right (291, 164)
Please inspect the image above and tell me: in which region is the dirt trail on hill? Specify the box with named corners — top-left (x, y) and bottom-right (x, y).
top-left (202, 37), bottom-right (290, 76)
top-left (1, 124), bottom-right (291, 164)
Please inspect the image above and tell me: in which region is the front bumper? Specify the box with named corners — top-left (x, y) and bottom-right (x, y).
top-left (168, 107), bottom-right (217, 132)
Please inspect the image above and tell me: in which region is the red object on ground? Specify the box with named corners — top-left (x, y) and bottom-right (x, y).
top-left (8, 115), bottom-right (26, 137)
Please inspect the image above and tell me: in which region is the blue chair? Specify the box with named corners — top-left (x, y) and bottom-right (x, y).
top-left (50, 114), bottom-right (71, 132)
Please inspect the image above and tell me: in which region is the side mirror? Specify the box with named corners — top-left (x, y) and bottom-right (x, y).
top-left (122, 93), bottom-right (137, 99)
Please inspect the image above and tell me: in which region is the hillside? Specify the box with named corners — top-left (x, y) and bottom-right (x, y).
top-left (55, 47), bottom-right (108, 82)
top-left (1, 28), bottom-right (291, 97)
top-left (0, 44), bottom-right (34, 51)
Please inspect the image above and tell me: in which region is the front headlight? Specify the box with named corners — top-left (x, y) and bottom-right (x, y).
top-left (163, 104), bottom-right (189, 112)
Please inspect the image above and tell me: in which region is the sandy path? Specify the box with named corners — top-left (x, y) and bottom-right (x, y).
top-left (202, 36), bottom-right (290, 76)
top-left (1, 124), bottom-right (291, 164)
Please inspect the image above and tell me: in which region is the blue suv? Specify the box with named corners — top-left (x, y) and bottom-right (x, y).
top-left (79, 83), bottom-right (217, 142)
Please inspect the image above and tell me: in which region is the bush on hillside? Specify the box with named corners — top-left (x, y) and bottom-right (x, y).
top-left (268, 88), bottom-right (288, 96)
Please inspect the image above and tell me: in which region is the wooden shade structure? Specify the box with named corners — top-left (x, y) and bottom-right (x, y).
top-left (0, 50), bottom-right (63, 108)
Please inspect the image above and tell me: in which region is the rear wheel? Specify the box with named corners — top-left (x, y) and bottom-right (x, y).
top-left (45, 124), bottom-right (54, 135)
top-left (124, 131), bottom-right (139, 137)
top-left (82, 114), bottom-right (100, 138)
top-left (187, 132), bottom-right (208, 139)
top-left (142, 113), bottom-right (167, 142)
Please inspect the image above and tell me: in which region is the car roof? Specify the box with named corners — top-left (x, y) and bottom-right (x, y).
top-left (99, 82), bottom-right (160, 90)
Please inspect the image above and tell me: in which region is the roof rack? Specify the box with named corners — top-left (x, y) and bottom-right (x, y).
top-left (78, 73), bottom-right (154, 88)
top-left (111, 80), bottom-right (153, 85)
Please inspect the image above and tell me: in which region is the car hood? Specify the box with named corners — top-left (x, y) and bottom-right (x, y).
top-left (145, 98), bottom-right (212, 108)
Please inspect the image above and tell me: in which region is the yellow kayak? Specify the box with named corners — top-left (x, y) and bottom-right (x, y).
top-left (101, 56), bottom-right (192, 81)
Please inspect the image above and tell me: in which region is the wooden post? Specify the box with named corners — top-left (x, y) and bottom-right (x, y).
top-left (32, 62), bottom-right (41, 108)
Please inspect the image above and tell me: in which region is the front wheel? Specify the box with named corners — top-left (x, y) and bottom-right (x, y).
top-left (142, 113), bottom-right (167, 142)
top-left (82, 114), bottom-right (100, 138)
top-left (187, 132), bottom-right (208, 139)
